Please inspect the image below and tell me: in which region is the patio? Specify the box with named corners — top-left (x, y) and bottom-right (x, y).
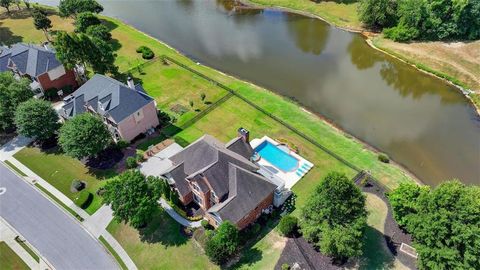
top-left (139, 142), bottom-right (184, 177)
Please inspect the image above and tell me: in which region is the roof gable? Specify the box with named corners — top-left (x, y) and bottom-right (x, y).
top-left (0, 43), bottom-right (62, 77)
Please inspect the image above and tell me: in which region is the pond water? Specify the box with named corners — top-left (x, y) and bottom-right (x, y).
top-left (34, 0), bottom-right (480, 186)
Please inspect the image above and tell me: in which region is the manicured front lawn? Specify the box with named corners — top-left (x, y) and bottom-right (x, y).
top-left (130, 59), bottom-right (228, 126)
top-left (0, 242), bottom-right (30, 270)
top-left (14, 147), bottom-right (116, 214)
top-left (107, 209), bottom-right (218, 270)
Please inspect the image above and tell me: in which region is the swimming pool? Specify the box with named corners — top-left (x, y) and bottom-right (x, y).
top-left (254, 141), bottom-right (299, 172)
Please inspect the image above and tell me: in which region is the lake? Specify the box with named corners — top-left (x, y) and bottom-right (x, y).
top-left (34, 0), bottom-right (480, 186)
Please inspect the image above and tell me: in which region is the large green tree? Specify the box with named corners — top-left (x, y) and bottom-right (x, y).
top-left (358, 0), bottom-right (398, 28)
top-left (0, 72), bottom-right (33, 131)
top-left (14, 99), bottom-right (59, 141)
top-left (388, 181), bottom-right (480, 270)
top-left (85, 24), bottom-right (111, 41)
top-left (58, 113), bottom-right (111, 159)
top-left (103, 170), bottom-right (162, 229)
top-left (205, 221), bottom-right (239, 264)
top-left (58, 0), bottom-right (103, 18)
top-left (74, 12), bottom-right (100, 33)
top-left (301, 171), bottom-right (367, 261)
top-left (0, 0), bottom-right (13, 14)
top-left (54, 31), bottom-right (117, 74)
top-left (32, 6), bottom-right (52, 41)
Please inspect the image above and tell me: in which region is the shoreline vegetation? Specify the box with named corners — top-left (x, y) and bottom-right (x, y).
top-left (243, 0), bottom-right (480, 113)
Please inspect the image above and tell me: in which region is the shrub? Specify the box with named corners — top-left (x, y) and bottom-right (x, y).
top-left (44, 88), bottom-right (59, 100)
top-left (135, 152), bottom-right (144, 163)
top-left (278, 215), bottom-right (298, 237)
top-left (71, 179), bottom-right (85, 192)
top-left (384, 25), bottom-right (419, 41)
top-left (157, 111), bottom-right (171, 126)
top-left (61, 85), bottom-right (74, 95)
top-left (116, 140), bottom-right (129, 150)
top-left (75, 191), bottom-right (93, 209)
top-left (378, 153), bottom-right (390, 163)
top-left (201, 220), bottom-right (209, 229)
top-left (126, 156), bottom-right (137, 169)
top-left (136, 46), bottom-right (155, 59)
top-left (281, 263), bottom-right (290, 270)
top-left (96, 187), bottom-right (106, 196)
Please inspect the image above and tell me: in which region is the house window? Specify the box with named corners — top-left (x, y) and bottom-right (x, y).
top-left (193, 194), bottom-right (203, 206)
top-left (192, 182), bottom-right (200, 192)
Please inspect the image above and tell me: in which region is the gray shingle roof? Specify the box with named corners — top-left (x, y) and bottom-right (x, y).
top-left (165, 134), bottom-right (276, 225)
top-left (225, 137), bottom-right (254, 160)
top-left (208, 164), bottom-right (277, 225)
top-left (61, 74), bottom-right (154, 123)
top-left (168, 135), bottom-right (258, 199)
top-left (0, 43), bottom-right (62, 77)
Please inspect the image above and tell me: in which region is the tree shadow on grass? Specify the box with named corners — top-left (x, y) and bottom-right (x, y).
top-left (138, 208), bottom-right (189, 247)
top-left (359, 225), bottom-right (395, 270)
top-left (0, 24), bottom-right (23, 45)
top-left (100, 19), bottom-right (119, 32)
top-left (0, 8), bottom-right (32, 20)
top-left (230, 214), bottom-right (280, 269)
top-left (110, 38), bottom-right (122, 51)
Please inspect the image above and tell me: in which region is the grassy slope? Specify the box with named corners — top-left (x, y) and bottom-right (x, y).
top-left (14, 147), bottom-right (116, 214)
top-left (0, 242), bottom-right (30, 270)
top-left (107, 210), bottom-right (218, 270)
top-left (248, 0), bottom-right (480, 111)
top-left (247, 0), bottom-right (361, 30)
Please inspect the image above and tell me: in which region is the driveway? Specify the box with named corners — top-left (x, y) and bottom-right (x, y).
top-left (0, 163), bottom-right (118, 270)
top-left (139, 143), bottom-right (183, 176)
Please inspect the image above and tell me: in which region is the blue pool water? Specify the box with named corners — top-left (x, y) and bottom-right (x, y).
top-left (254, 141), bottom-right (298, 172)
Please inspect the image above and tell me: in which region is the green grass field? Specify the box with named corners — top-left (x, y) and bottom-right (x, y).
top-left (248, 0), bottom-right (362, 30)
top-left (130, 60), bottom-right (228, 127)
top-left (107, 209), bottom-right (218, 270)
top-left (0, 242), bottom-right (30, 270)
top-left (14, 147), bottom-right (116, 214)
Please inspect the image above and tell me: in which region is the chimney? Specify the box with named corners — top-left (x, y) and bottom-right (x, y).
top-left (127, 77), bottom-right (135, 89)
top-left (238, 127), bottom-right (249, 143)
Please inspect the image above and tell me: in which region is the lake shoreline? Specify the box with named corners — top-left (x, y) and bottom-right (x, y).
top-left (240, 0), bottom-right (480, 115)
top-left (97, 14), bottom-right (422, 187)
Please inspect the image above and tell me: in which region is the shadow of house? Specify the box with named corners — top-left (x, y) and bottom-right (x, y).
top-left (0, 24), bottom-right (23, 45)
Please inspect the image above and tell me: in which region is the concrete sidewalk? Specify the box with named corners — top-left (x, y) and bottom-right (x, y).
top-left (0, 136), bottom-right (32, 161)
top-left (0, 218), bottom-right (49, 270)
top-left (159, 198), bottom-right (202, 228)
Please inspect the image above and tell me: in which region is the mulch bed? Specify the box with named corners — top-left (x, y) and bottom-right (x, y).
top-left (275, 237), bottom-right (344, 270)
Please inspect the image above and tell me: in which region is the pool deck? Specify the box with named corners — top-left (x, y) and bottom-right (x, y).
top-left (251, 136), bottom-right (313, 189)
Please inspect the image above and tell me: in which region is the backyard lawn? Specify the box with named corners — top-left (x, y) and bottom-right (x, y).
top-left (13, 147), bottom-right (116, 214)
top-left (0, 242), bottom-right (30, 270)
top-left (130, 60), bottom-right (228, 127)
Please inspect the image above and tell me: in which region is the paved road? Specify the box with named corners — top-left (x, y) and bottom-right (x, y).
top-left (0, 163), bottom-right (118, 270)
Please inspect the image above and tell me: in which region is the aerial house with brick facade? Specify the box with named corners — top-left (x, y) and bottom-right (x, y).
top-left (0, 43), bottom-right (78, 97)
top-left (161, 132), bottom-right (278, 230)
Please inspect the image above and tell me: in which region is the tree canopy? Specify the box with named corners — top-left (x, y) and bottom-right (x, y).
top-left (58, 0), bottom-right (103, 18)
top-left (14, 99), bottom-right (59, 141)
top-left (388, 181), bottom-right (480, 270)
top-left (358, 0), bottom-right (480, 41)
top-left (301, 171), bottom-right (367, 261)
top-left (0, 72), bottom-right (33, 131)
top-left (86, 24), bottom-right (111, 41)
top-left (74, 12), bottom-right (101, 33)
top-left (205, 221), bottom-right (239, 264)
top-left (103, 171), bottom-right (162, 229)
top-left (32, 6), bottom-right (52, 40)
top-left (54, 31), bottom-right (117, 74)
top-left (0, 0), bottom-right (13, 14)
top-left (58, 113), bottom-right (111, 159)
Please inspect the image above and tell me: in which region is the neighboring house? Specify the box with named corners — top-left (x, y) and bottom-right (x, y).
top-left (0, 43), bottom-right (78, 96)
top-left (60, 74), bottom-right (160, 142)
top-left (161, 129), bottom-right (278, 229)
